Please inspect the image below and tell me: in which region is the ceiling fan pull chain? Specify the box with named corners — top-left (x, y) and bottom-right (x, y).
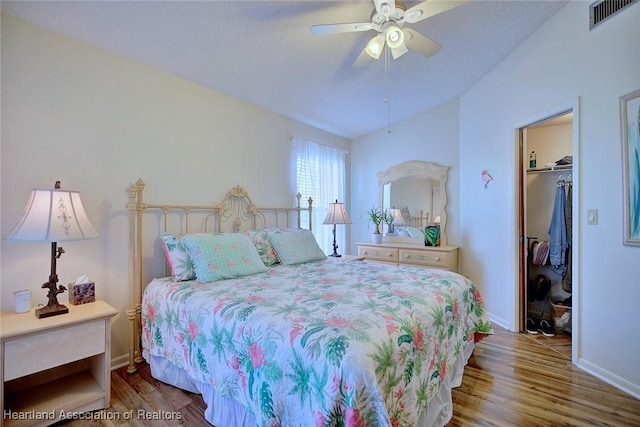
top-left (385, 45), bottom-right (391, 133)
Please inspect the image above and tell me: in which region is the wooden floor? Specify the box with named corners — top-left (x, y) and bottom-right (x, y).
top-left (60, 325), bottom-right (639, 427)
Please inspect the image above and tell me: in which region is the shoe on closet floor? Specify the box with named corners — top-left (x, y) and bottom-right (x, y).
top-left (526, 318), bottom-right (539, 334)
top-left (538, 319), bottom-right (555, 337)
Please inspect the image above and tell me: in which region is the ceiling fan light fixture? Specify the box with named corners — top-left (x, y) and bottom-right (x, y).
top-left (385, 25), bottom-right (404, 49)
top-left (365, 35), bottom-right (385, 59)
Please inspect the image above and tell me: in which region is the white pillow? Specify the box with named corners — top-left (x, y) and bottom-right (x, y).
top-left (396, 226), bottom-right (424, 238)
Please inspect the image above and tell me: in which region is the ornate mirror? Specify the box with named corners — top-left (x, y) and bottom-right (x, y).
top-left (377, 160), bottom-right (449, 246)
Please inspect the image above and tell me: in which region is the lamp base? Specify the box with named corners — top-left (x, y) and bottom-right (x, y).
top-left (36, 303), bottom-right (69, 318)
top-left (329, 224), bottom-right (342, 257)
top-left (38, 265), bottom-right (69, 318)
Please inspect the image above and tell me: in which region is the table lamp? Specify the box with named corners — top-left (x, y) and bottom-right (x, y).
top-left (6, 181), bottom-right (98, 318)
top-left (322, 199), bottom-right (352, 257)
top-left (388, 207), bottom-right (404, 234)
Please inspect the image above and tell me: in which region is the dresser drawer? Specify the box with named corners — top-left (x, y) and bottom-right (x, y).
top-left (358, 245), bottom-right (399, 263)
top-left (399, 248), bottom-right (455, 270)
top-left (4, 320), bottom-right (105, 381)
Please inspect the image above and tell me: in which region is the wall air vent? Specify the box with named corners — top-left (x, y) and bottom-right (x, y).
top-left (590, 0), bottom-right (637, 30)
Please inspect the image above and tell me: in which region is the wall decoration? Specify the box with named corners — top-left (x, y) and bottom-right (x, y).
top-left (481, 170), bottom-right (493, 189)
top-left (620, 89), bottom-right (640, 246)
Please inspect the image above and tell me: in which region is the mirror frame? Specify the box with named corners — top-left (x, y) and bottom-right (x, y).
top-left (377, 160), bottom-right (449, 246)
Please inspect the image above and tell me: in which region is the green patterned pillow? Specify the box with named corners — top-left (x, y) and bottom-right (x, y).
top-left (160, 232), bottom-right (196, 281)
top-left (268, 229), bottom-right (327, 265)
top-left (241, 228), bottom-right (280, 266)
top-left (181, 233), bottom-right (267, 282)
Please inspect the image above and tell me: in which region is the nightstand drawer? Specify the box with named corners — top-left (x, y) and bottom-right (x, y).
top-left (358, 245), bottom-right (399, 263)
top-left (400, 248), bottom-right (454, 269)
top-left (4, 320), bottom-right (105, 381)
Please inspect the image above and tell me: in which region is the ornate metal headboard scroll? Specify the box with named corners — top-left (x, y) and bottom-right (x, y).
top-left (125, 179), bottom-right (313, 374)
top-left (401, 206), bottom-right (429, 229)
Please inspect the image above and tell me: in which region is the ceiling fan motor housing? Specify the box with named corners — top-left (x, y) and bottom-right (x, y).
top-left (372, 5), bottom-right (405, 26)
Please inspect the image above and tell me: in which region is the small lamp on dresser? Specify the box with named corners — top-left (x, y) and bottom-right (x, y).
top-left (6, 181), bottom-right (98, 318)
top-left (388, 207), bottom-right (404, 235)
top-left (323, 199), bottom-right (352, 257)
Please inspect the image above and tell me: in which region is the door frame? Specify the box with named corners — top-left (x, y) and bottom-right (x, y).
top-left (514, 97), bottom-right (581, 364)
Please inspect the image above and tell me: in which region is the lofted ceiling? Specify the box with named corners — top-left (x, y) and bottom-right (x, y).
top-left (1, 0), bottom-right (568, 139)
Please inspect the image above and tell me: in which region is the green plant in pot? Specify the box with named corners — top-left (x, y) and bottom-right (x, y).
top-left (366, 207), bottom-right (383, 243)
top-left (382, 209), bottom-right (395, 235)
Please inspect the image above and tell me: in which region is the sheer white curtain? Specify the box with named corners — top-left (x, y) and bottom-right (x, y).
top-left (292, 137), bottom-right (348, 255)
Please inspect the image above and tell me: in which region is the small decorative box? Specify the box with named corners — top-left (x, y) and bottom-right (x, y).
top-left (68, 281), bottom-right (95, 305)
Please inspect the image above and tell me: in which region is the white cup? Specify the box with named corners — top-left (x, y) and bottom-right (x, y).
top-left (14, 289), bottom-right (32, 313)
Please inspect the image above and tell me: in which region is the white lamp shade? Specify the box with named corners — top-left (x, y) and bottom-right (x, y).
top-left (389, 208), bottom-right (405, 225)
top-left (7, 188), bottom-right (99, 242)
top-left (323, 201), bottom-right (352, 225)
top-left (365, 34), bottom-right (385, 59)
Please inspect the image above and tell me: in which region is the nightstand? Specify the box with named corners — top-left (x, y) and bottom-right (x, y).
top-left (1, 300), bottom-right (117, 427)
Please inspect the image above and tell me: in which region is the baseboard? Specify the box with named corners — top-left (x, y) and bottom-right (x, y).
top-left (111, 353), bottom-right (130, 371)
top-left (487, 312), bottom-right (511, 331)
top-left (578, 357), bottom-right (640, 399)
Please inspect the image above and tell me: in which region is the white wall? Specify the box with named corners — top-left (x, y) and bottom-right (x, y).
top-left (350, 99), bottom-right (460, 254)
top-left (0, 14), bottom-right (349, 366)
top-left (460, 2), bottom-right (640, 396)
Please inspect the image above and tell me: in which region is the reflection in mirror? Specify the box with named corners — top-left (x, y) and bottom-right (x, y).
top-left (383, 178), bottom-right (441, 228)
top-left (377, 161), bottom-right (449, 246)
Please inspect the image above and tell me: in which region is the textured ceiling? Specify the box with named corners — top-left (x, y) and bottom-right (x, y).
top-left (1, 1), bottom-right (568, 139)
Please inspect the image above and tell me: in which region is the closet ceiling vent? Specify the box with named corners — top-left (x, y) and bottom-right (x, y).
top-left (589, 0), bottom-right (637, 30)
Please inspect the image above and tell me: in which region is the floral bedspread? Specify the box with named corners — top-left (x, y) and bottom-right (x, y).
top-left (142, 259), bottom-right (493, 426)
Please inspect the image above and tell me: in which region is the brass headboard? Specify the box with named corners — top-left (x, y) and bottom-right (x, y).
top-left (125, 179), bottom-right (313, 373)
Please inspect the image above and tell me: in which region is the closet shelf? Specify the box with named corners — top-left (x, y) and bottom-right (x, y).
top-left (527, 165), bottom-right (572, 174)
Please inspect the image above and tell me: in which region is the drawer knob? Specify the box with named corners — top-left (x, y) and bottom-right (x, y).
top-left (363, 251), bottom-right (368, 255)
top-left (404, 254), bottom-right (409, 259)
top-left (387, 253), bottom-right (393, 258)
top-left (435, 256), bottom-right (440, 262)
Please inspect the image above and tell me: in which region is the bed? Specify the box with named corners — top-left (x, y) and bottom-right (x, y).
top-left (126, 180), bottom-right (493, 427)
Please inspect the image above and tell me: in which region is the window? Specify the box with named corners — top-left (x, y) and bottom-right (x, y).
top-left (292, 137), bottom-right (347, 254)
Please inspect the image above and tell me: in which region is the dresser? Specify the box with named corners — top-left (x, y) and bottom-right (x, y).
top-left (357, 242), bottom-right (459, 272)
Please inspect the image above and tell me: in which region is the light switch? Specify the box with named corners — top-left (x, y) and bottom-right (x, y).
top-left (587, 209), bottom-right (598, 225)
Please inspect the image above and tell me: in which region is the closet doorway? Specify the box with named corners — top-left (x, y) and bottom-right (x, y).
top-left (517, 103), bottom-right (579, 363)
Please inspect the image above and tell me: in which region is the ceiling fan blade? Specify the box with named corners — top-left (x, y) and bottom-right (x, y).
top-left (390, 44), bottom-right (409, 60)
top-left (311, 22), bottom-right (375, 35)
top-left (403, 28), bottom-right (441, 58)
top-left (403, 0), bottom-right (469, 24)
top-left (353, 47), bottom-right (374, 68)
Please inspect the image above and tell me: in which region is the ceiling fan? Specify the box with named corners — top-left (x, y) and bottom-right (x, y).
top-left (311, 0), bottom-right (468, 67)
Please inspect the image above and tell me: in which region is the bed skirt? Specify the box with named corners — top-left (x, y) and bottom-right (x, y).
top-left (144, 340), bottom-right (474, 427)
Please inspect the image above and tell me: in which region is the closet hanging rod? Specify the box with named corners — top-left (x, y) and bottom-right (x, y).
top-left (556, 174), bottom-right (573, 187)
